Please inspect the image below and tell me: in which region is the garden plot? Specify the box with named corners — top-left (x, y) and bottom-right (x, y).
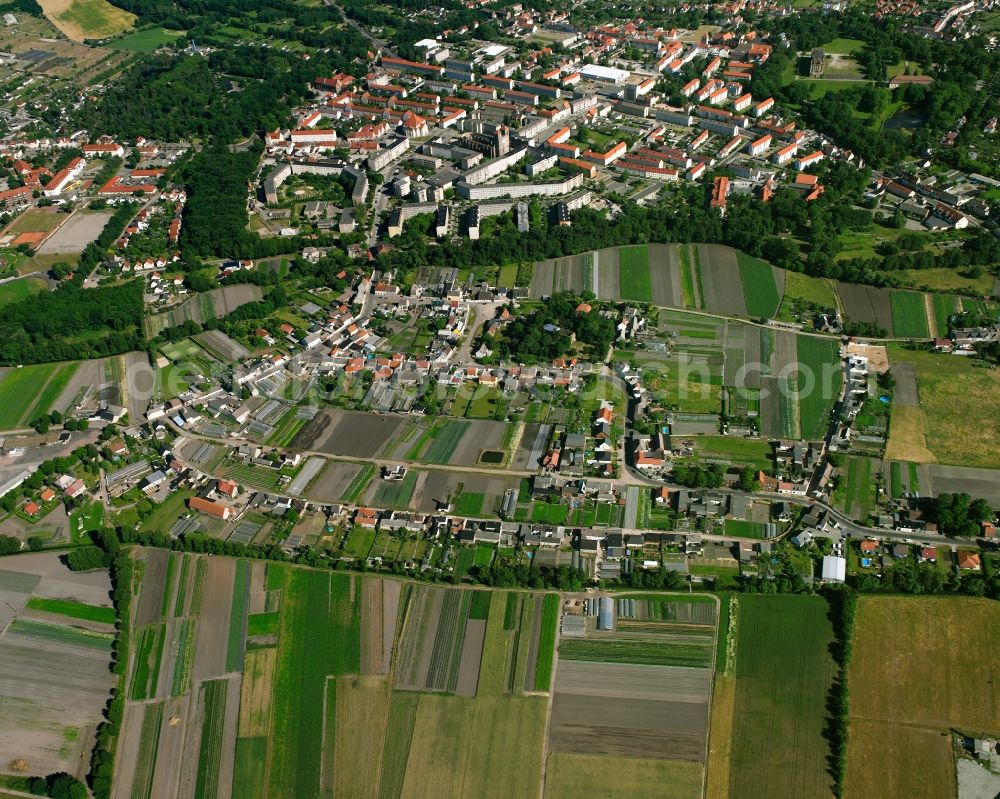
top-left (0, 553), bottom-right (115, 778)
top-left (722, 321), bottom-right (762, 389)
top-left (696, 244), bottom-right (747, 317)
top-left (36, 210), bottom-right (111, 254)
top-left (511, 422), bottom-right (550, 470)
top-left (836, 281), bottom-right (895, 334)
top-left (299, 461), bottom-right (363, 502)
top-left (758, 329), bottom-right (800, 438)
top-left (446, 419), bottom-right (508, 467)
top-left (196, 329), bottom-right (250, 363)
top-left (596, 246), bottom-right (621, 301)
top-left (648, 244), bottom-right (683, 307)
top-left (145, 285), bottom-right (263, 337)
top-left (292, 409), bottom-right (406, 458)
top-left (529, 253), bottom-right (585, 298)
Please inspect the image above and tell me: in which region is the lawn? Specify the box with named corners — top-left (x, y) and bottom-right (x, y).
top-left (545, 754), bottom-right (703, 799)
top-left (70, 501), bottom-right (105, 542)
top-left (795, 335), bottom-right (842, 440)
top-left (887, 344), bottom-right (1000, 468)
top-left (0, 363), bottom-right (58, 428)
top-left (723, 519), bottom-right (767, 539)
top-left (736, 252), bottom-right (781, 319)
top-left (397, 693), bottom-right (547, 798)
top-left (890, 290), bottom-right (930, 338)
top-left (846, 596), bottom-right (1000, 798)
top-left (496, 264), bottom-right (518, 288)
top-left (139, 489), bottom-right (195, 534)
top-left (0, 277), bottom-right (45, 307)
top-left (841, 456), bottom-right (876, 522)
top-left (728, 595), bottom-right (838, 799)
top-left (107, 26), bottom-right (185, 51)
top-left (342, 526), bottom-right (376, 558)
top-left (618, 244), bottom-right (653, 303)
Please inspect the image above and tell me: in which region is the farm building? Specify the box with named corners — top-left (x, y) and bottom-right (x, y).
top-left (821, 555), bottom-right (846, 583)
top-left (597, 596), bottom-right (614, 630)
top-left (189, 496), bottom-right (232, 520)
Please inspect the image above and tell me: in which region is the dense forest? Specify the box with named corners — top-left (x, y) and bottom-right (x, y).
top-left (0, 280), bottom-right (144, 365)
top-left (74, 45), bottom-right (366, 144)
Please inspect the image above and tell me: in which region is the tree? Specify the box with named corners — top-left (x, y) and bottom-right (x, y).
top-left (66, 546), bottom-right (105, 571)
top-left (0, 535), bottom-right (20, 555)
top-left (936, 493), bottom-right (992, 537)
top-left (46, 773), bottom-right (88, 799)
top-left (27, 536), bottom-right (44, 552)
top-left (736, 466), bottom-right (760, 493)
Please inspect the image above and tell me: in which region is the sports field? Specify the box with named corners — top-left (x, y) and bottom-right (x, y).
top-left (846, 596), bottom-right (1000, 799)
top-left (728, 595), bottom-right (838, 798)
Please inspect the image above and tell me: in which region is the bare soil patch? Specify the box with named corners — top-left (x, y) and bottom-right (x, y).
top-left (454, 618), bottom-right (486, 697)
top-left (192, 557), bottom-right (236, 680)
top-left (135, 548), bottom-right (168, 626)
top-left (698, 244), bottom-right (746, 317)
top-left (649, 243), bottom-right (683, 307)
top-left (292, 409), bottom-right (405, 458)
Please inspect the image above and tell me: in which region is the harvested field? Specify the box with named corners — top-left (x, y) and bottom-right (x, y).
top-left (36, 211), bottom-right (111, 254)
top-left (845, 720), bottom-right (953, 799)
top-left (544, 753), bottom-right (703, 799)
top-left (925, 464), bottom-right (1000, 506)
top-left (292, 409), bottom-right (406, 457)
top-left (39, 0), bottom-right (135, 40)
top-left (135, 548), bottom-right (169, 626)
top-left (145, 285), bottom-right (263, 337)
top-left (333, 675), bottom-right (392, 799)
top-left (648, 244), bottom-right (683, 307)
top-left (888, 344), bottom-right (1000, 468)
top-left (729, 595), bottom-right (837, 799)
top-left (302, 461), bottom-right (364, 502)
top-left (398, 694), bottom-right (547, 799)
top-left (697, 244), bottom-right (746, 317)
top-left (845, 595), bottom-right (1000, 798)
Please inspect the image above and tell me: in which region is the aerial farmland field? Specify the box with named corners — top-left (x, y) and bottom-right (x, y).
top-left (725, 594), bottom-right (838, 798)
top-left (845, 596), bottom-right (1000, 799)
top-left (115, 552), bottom-right (562, 799)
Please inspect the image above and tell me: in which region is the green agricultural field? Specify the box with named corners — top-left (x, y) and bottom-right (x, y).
top-left (371, 470), bottom-right (418, 508)
top-left (107, 26), bottom-right (185, 51)
top-left (25, 597), bottom-right (115, 625)
top-left (423, 420), bottom-right (470, 464)
top-left (534, 593), bottom-right (559, 691)
top-left (453, 491), bottom-right (485, 516)
top-left (691, 436), bottom-right (772, 469)
top-left (795, 335), bottom-right (842, 440)
top-left (559, 637), bottom-right (713, 668)
top-left (49, 0), bottom-right (137, 39)
top-left (781, 270), bottom-right (838, 309)
top-left (890, 291), bottom-right (930, 338)
top-left (728, 595), bottom-right (838, 798)
top-left (736, 253), bottom-right (781, 318)
top-left (840, 456), bottom-right (877, 521)
top-left (0, 363), bottom-right (59, 428)
top-left (195, 679), bottom-right (229, 799)
top-left (341, 464), bottom-right (375, 503)
top-left (618, 245), bottom-right (653, 303)
top-left (932, 293), bottom-right (958, 337)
